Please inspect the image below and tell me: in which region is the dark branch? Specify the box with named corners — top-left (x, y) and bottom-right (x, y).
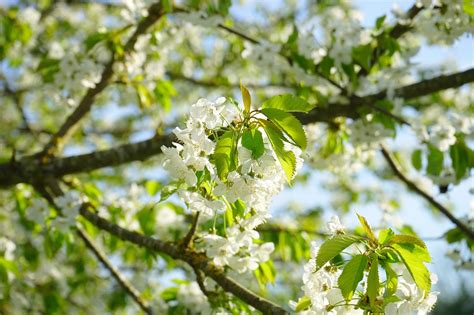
top-left (1, 68), bottom-right (473, 188)
top-left (380, 145), bottom-right (474, 241)
top-left (79, 204), bottom-right (288, 315)
top-left (77, 227), bottom-right (154, 315)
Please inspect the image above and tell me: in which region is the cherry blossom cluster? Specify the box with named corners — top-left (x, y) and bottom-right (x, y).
top-left (292, 215), bottom-right (439, 315)
top-left (161, 96), bottom-right (304, 274)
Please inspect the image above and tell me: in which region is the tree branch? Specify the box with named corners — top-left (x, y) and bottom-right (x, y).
top-left (40, 1), bottom-right (166, 157)
top-left (380, 145), bottom-right (474, 241)
top-left (1, 69), bottom-right (473, 188)
top-left (79, 204), bottom-right (288, 314)
top-left (77, 227), bottom-right (154, 315)
top-left (181, 211), bottom-right (200, 248)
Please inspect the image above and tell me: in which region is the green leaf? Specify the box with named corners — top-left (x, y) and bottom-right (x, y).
top-left (85, 32), bottom-right (109, 51)
top-left (450, 140), bottom-right (470, 180)
top-left (463, 0), bottom-right (474, 15)
top-left (162, 0), bottom-right (173, 12)
top-left (357, 213), bottom-right (377, 241)
top-left (213, 130), bottom-right (237, 180)
top-left (427, 145), bottom-right (444, 176)
top-left (338, 255), bottom-right (368, 301)
top-left (258, 260), bottom-right (275, 284)
top-left (145, 180), bottom-right (161, 196)
top-left (352, 44), bottom-right (372, 72)
top-left (382, 262), bottom-right (398, 297)
top-left (411, 149), bottom-right (422, 170)
top-left (316, 235), bottom-right (361, 269)
top-left (392, 243), bottom-right (431, 294)
top-left (367, 253), bottom-right (379, 307)
top-left (388, 235), bottom-right (427, 249)
top-left (295, 296), bottom-right (312, 312)
top-left (241, 82), bottom-right (251, 114)
top-left (261, 121), bottom-right (296, 184)
top-left (375, 15), bottom-right (386, 29)
top-left (241, 128), bottom-right (265, 159)
top-left (136, 84), bottom-right (153, 109)
top-left (261, 108), bottom-right (307, 150)
top-left (378, 228), bottom-right (394, 244)
top-left (261, 94), bottom-right (314, 113)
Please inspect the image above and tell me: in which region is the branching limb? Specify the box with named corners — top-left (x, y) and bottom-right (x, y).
top-left (40, 1), bottom-right (167, 157)
top-left (79, 204), bottom-right (288, 315)
top-left (1, 69), bottom-right (473, 188)
top-left (380, 145), bottom-right (474, 241)
top-left (77, 227), bottom-right (154, 315)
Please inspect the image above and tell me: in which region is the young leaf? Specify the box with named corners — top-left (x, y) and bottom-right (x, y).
top-left (427, 145), bottom-right (444, 176)
top-left (392, 243), bottom-right (431, 294)
top-left (367, 253), bottom-right (379, 307)
top-left (381, 261), bottom-right (398, 297)
top-left (357, 213), bottom-right (377, 241)
top-left (136, 84), bottom-right (153, 109)
top-left (213, 130), bottom-right (236, 180)
top-left (388, 235), bottom-right (427, 249)
top-left (240, 82), bottom-right (251, 114)
top-left (338, 255), bottom-right (368, 301)
top-left (241, 128), bottom-right (265, 159)
top-left (295, 296), bottom-right (311, 312)
top-left (316, 235), bottom-right (361, 269)
top-left (261, 108), bottom-right (307, 150)
top-left (411, 149), bottom-right (422, 170)
top-left (450, 140), bottom-right (470, 180)
top-left (261, 120), bottom-right (296, 184)
top-left (378, 228), bottom-right (394, 244)
top-left (261, 94), bottom-right (314, 113)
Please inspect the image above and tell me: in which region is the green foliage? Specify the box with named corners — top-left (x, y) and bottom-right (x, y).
top-left (261, 94), bottom-right (314, 113)
top-left (261, 108), bottom-right (307, 150)
top-left (295, 296), bottom-right (312, 312)
top-left (261, 120), bottom-right (297, 184)
top-left (315, 214), bottom-right (434, 312)
top-left (212, 130), bottom-right (238, 180)
top-left (411, 149), bottom-right (423, 170)
top-left (338, 254), bottom-right (368, 301)
top-left (427, 145), bottom-right (444, 176)
top-left (316, 235), bottom-right (361, 269)
top-left (241, 128), bottom-right (265, 159)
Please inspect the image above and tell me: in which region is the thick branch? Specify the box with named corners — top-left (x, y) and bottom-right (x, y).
top-left (1, 69), bottom-right (473, 188)
top-left (79, 205), bottom-right (288, 315)
top-left (77, 227), bottom-right (154, 315)
top-left (380, 145), bottom-right (474, 241)
top-left (41, 1), bottom-right (166, 156)
top-left (0, 134), bottom-right (173, 188)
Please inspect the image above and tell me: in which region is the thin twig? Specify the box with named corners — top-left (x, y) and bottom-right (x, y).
top-left (380, 145), bottom-right (474, 241)
top-left (40, 1), bottom-right (167, 157)
top-left (77, 227), bottom-right (154, 315)
top-left (79, 204), bottom-right (288, 314)
top-left (182, 211), bottom-right (200, 248)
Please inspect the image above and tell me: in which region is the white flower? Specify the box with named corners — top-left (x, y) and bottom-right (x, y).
top-left (0, 237), bottom-right (16, 260)
top-left (429, 120), bottom-right (456, 151)
top-left (176, 282), bottom-right (211, 314)
top-left (178, 190), bottom-right (225, 218)
top-left (326, 215), bottom-right (345, 235)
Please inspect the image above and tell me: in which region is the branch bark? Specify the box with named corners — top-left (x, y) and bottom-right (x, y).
top-left (79, 204), bottom-right (288, 315)
top-left (77, 227), bottom-right (154, 315)
top-left (1, 68), bottom-right (473, 188)
top-left (380, 145), bottom-right (474, 241)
